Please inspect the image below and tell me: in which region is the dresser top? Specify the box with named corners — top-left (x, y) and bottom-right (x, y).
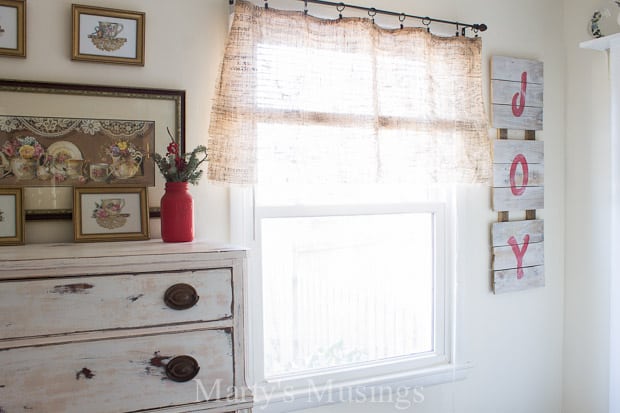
top-left (0, 240), bottom-right (247, 279)
top-left (1, 239), bottom-right (245, 260)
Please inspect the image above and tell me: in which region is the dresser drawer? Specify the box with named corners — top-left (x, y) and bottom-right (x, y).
top-left (0, 269), bottom-right (233, 339)
top-left (0, 328), bottom-right (234, 413)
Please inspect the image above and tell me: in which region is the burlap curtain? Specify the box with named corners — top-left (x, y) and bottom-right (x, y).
top-left (208, 0), bottom-right (490, 185)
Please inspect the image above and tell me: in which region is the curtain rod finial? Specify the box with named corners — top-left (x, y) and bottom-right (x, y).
top-left (474, 23), bottom-right (487, 32)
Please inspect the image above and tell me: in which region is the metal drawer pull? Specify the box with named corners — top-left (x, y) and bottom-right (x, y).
top-left (164, 283), bottom-right (199, 310)
top-left (165, 355), bottom-right (200, 382)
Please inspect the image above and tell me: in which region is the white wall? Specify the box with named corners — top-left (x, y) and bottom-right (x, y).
top-left (0, 0), bottom-right (231, 243)
top-left (1, 0), bottom-right (571, 412)
top-left (563, 0), bottom-right (612, 412)
top-left (294, 0), bottom-right (566, 412)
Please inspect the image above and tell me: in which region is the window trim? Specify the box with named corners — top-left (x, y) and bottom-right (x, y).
top-left (230, 185), bottom-right (469, 411)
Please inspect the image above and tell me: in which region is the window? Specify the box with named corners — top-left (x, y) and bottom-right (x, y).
top-left (213, 1), bottom-right (489, 409)
top-left (235, 37), bottom-right (461, 400)
top-left (257, 194), bottom-right (446, 376)
top-left (233, 182), bottom-right (457, 410)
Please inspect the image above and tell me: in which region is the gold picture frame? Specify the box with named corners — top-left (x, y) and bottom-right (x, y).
top-left (0, 187), bottom-right (24, 245)
top-left (0, 0), bottom-right (26, 58)
top-left (0, 79), bottom-right (185, 220)
top-left (72, 4), bottom-right (145, 66)
top-left (73, 186), bottom-right (149, 242)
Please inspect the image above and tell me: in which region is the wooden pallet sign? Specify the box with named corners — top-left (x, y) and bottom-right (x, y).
top-left (492, 139), bottom-right (544, 211)
top-left (492, 220), bottom-right (545, 294)
top-left (490, 55), bottom-right (545, 294)
top-left (491, 56), bottom-right (544, 130)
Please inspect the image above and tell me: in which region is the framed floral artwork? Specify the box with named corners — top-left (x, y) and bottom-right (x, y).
top-left (0, 187), bottom-right (24, 245)
top-left (73, 186), bottom-right (149, 242)
top-left (0, 79), bottom-right (185, 220)
top-left (0, 0), bottom-right (26, 58)
top-left (72, 4), bottom-right (145, 65)
top-left (0, 117), bottom-right (155, 188)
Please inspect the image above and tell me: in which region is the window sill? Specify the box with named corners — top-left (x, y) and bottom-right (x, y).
top-left (251, 361), bottom-right (473, 413)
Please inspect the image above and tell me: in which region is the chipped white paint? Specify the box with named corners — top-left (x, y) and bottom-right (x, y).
top-left (0, 241), bottom-right (252, 413)
top-left (493, 140), bottom-right (544, 164)
top-left (493, 163), bottom-right (544, 188)
top-left (492, 219), bottom-right (544, 247)
top-left (0, 329), bottom-right (234, 412)
top-left (492, 220), bottom-right (544, 294)
top-left (493, 241), bottom-right (544, 270)
top-left (491, 104), bottom-right (543, 130)
top-left (491, 56), bottom-right (544, 130)
top-left (493, 265), bottom-right (545, 294)
top-left (492, 139), bottom-right (544, 212)
top-left (493, 186), bottom-right (544, 211)
top-left (491, 56), bottom-right (544, 83)
top-left (0, 269), bottom-right (233, 339)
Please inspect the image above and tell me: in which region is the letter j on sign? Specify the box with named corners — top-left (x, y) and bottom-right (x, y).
top-left (491, 56), bottom-right (544, 130)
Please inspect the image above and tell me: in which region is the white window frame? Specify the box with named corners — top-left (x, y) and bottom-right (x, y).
top-left (230, 185), bottom-right (471, 412)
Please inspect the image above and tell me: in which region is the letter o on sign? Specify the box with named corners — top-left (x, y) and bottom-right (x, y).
top-left (509, 154), bottom-right (529, 196)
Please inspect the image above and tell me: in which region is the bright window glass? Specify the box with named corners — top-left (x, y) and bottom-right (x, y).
top-left (260, 211), bottom-right (436, 378)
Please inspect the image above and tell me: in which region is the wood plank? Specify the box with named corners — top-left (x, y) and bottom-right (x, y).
top-left (493, 139), bottom-right (544, 164)
top-left (493, 186), bottom-right (544, 211)
top-left (492, 103), bottom-right (543, 130)
top-left (0, 242), bottom-right (246, 280)
top-left (493, 265), bottom-right (545, 294)
top-left (491, 219), bottom-right (544, 247)
top-left (492, 79), bottom-right (544, 107)
top-left (493, 241), bottom-right (544, 271)
top-left (0, 269), bottom-right (233, 340)
top-left (493, 163), bottom-right (544, 187)
top-left (491, 56), bottom-right (544, 84)
top-left (0, 329), bottom-right (234, 413)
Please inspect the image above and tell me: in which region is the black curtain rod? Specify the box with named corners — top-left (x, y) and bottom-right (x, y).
top-left (229, 0), bottom-right (487, 36)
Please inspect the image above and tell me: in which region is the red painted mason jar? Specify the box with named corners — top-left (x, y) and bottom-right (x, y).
top-left (160, 182), bottom-right (194, 242)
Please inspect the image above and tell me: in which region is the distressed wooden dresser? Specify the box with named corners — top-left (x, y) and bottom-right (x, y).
top-left (0, 241), bottom-right (252, 413)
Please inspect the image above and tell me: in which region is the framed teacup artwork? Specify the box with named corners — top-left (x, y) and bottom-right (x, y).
top-left (0, 79), bottom-right (186, 221)
top-left (0, 0), bottom-right (26, 57)
top-left (72, 4), bottom-right (145, 65)
top-left (0, 187), bottom-right (24, 245)
top-left (73, 186), bottom-right (149, 242)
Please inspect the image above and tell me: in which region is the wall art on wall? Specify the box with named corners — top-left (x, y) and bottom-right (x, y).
top-left (73, 186), bottom-right (149, 242)
top-left (491, 56), bottom-right (543, 130)
top-left (492, 139), bottom-right (544, 211)
top-left (0, 79), bottom-right (185, 220)
top-left (0, 0), bottom-right (26, 58)
top-left (491, 135), bottom-right (546, 293)
top-left (490, 55), bottom-right (545, 294)
top-left (492, 219), bottom-right (544, 294)
top-left (72, 4), bottom-right (145, 66)
top-left (0, 187), bottom-right (23, 245)
top-left (0, 115), bottom-right (155, 188)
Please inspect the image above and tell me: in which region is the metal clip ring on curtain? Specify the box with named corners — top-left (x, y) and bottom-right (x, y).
top-left (422, 17), bottom-right (431, 33)
top-left (399, 13), bottom-right (406, 29)
top-left (368, 7), bottom-right (376, 23)
top-left (337, 2), bottom-right (345, 19)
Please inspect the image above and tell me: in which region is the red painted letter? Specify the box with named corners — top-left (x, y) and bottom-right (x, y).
top-left (509, 153), bottom-right (529, 196)
top-left (508, 234), bottom-right (530, 279)
top-left (511, 71), bottom-right (527, 117)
